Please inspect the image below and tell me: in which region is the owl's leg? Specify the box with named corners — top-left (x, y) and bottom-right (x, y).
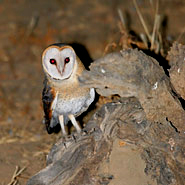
top-left (59, 115), bottom-right (67, 135)
top-left (68, 114), bottom-right (81, 133)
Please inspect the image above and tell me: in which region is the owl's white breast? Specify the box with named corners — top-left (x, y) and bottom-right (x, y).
top-left (52, 88), bottom-right (95, 117)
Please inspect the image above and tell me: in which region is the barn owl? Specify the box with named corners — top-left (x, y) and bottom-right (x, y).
top-left (42, 44), bottom-right (95, 135)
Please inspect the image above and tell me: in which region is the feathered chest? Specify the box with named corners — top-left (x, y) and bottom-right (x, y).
top-left (51, 87), bottom-right (94, 116)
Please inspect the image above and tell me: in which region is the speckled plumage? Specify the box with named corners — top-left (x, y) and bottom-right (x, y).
top-left (42, 44), bottom-right (95, 135)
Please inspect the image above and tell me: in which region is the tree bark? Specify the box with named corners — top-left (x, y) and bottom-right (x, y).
top-left (80, 47), bottom-right (185, 133)
top-left (27, 43), bottom-right (185, 185)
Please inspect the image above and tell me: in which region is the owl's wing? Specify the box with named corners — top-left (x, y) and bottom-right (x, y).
top-left (42, 77), bottom-right (60, 134)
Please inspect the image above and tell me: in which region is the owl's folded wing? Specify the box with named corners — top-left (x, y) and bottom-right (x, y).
top-left (42, 77), bottom-right (56, 134)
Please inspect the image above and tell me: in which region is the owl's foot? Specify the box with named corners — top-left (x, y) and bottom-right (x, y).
top-left (59, 115), bottom-right (68, 136)
top-left (68, 114), bottom-right (81, 133)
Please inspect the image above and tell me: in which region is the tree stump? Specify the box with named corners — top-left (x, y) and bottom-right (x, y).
top-left (27, 43), bottom-right (185, 185)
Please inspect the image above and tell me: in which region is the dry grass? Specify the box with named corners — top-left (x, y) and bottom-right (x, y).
top-left (133, 0), bottom-right (165, 55)
top-left (103, 0), bottom-right (166, 57)
top-left (7, 166), bottom-right (26, 185)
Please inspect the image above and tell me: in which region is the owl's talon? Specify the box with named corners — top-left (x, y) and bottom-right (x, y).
top-left (63, 141), bottom-right (67, 149)
top-left (59, 115), bottom-right (68, 136)
top-left (72, 134), bottom-right (77, 142)
top-left (82, 130), bottom-right (88, 136)
top-left (68, 114), bottom-right (81, 133)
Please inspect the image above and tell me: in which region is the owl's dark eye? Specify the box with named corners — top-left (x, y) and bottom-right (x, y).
top-left (64, 57), bottom-right (70, 63)
top-left (50, 59), bottom-right (56, 65)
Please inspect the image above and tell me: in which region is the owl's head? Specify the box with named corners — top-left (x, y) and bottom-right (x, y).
top-left (42, 45), bottom-right (76, 80)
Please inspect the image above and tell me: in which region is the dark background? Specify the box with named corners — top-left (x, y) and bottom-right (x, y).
top-left (0, 0), bottom-right (184, 183)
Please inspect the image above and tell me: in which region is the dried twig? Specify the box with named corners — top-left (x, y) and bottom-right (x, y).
top-left (7, 166), bottom-right (26, 185)
top-left (151, 0), bottom-right (159, 50)
top-left (133, 0), bottom-right (151, 41)
top-left (140, 33), bottom-right (148, 48)
top-left (117, 8), bottom-right (126, 29)
top-left (26, 13), bottom-right (39, 37)
top-left (151, 14), bottom-right (160, 50)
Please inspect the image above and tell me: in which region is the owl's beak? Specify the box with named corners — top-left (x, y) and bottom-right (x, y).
top-left (56, 65), bottom-right (63, 76)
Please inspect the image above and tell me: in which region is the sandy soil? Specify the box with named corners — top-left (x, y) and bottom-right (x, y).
top-left (98, 139), bottom-right (157, 185)
top-left (0, 0), bottom-right (184, 184)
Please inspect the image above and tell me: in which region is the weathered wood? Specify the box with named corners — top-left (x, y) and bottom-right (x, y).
top-left (80, 48), bottom-right (185, 133)
top-left (27, 44), bottom-right (185, 185)
top-left (27, 97), bottom-right (185, 185)
top-left (168, 42), bottom-right (185, 100)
